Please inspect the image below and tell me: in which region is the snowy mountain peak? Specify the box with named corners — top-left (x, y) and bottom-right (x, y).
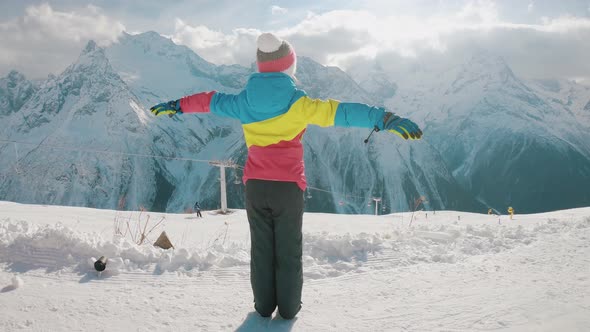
top-left (5, 34), bottom-right (141, 135)
top-left (296, 56), bottom-right (376, 104)
top-left (105, 32), bottom-right (258, 121)
top-left (69, 41), bottom-right (110, 74)
top-left (533, 79), bottom-right (562, 93)
top-left (119, 31), bottom-right (173, 51)
top-left (453, 51), bottom-right (517, 88)
top-left (82, 40), bottom-right (99, 55)
top-left (0, 70), bottom-right (36, 116)
top-left (6, 70), bottom-right (27, 82)
top-left (347, 63), bottom-right (398, 104)
top-left (118, 31), bottom-right (213, 69)
top-left (467, 51), bottom-right (510, 70)
top-left (297, 55), bottom-right (326, 70)
top-left (124, 31), bottom-right (165, 44)
top-left (0, 34), bottom-right (157, 210)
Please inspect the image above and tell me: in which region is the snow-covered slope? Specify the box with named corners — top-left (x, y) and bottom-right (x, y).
top-left (529, 78), bottom-right (590, 129)
top-left (1, 201), bottom-right (589, 331)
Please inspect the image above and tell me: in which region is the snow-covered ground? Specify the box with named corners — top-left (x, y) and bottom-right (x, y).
top-left (1, 201), bottom-right (589, 331)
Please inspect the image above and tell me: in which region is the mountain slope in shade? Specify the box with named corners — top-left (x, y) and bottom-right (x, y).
top-left (103, 32), bottom-right (481, 213)
top-left (364, 52), bottom-right (590, 213)
top-left (2, 32), bottom-right (588, 214)
top-left (294, 56), bottom-right (481, 213)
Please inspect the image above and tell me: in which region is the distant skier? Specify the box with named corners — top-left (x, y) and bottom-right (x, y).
top-left (150, 33), bottom-right (422, 319)
top-left (194, 201), bottom-right (203, 218)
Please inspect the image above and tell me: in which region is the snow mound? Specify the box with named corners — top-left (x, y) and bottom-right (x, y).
top-left (1, 217), bottom-right (588, 280)
top-left (11, 275), bottom-right (23, 288)
top-left (0, 219), bottom-right (104, 271)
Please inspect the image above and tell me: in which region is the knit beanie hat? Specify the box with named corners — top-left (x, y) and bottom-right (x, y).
top-left (256, 33), bottom-right (296, 77)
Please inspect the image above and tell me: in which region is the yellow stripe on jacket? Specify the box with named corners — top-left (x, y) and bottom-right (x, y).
top-left (242, 96), bottom-right (340, 148)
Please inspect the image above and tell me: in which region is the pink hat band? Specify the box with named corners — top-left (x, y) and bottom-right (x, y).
top-left (257, 50), bottom-right (296, 72)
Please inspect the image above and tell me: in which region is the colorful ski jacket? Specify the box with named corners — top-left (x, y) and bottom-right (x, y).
top-left (179, 72), bottom-right (386, 190)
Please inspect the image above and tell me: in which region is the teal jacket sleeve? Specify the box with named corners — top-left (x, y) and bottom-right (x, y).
top-left (333, 102), bottom-right (386, 129)
top-left (209, 91), bottom-right (247, 119)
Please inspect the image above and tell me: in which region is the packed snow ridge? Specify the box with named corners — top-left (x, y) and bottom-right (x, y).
top-left (2, 209), bottom-right (588, 280)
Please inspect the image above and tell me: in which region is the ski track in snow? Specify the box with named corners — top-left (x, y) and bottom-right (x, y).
top-left (0, 202), bottom-right (589, 331)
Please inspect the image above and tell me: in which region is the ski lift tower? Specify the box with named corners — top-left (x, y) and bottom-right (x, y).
top-left (372, 197), bottom-right (382, 216)
top-left (209, 160), bottom-right (238, 213)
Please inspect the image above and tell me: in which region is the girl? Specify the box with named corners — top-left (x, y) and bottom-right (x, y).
top-left (151, 33), bottom-right (422, 319)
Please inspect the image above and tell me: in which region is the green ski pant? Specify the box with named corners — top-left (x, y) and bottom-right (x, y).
top-left (245, 179), bottom-right (303, 319)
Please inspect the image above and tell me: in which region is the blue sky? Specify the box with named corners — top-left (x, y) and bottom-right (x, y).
top-left (1, 1), bottom-right (589, 81)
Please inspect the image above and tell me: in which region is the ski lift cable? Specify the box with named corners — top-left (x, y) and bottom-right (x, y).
top-left (0, 138), bottom-right (217, 164)
top-left (1, 139), bottom-right (372, 200)
top-left (306, 185), bottom-right (366, 200)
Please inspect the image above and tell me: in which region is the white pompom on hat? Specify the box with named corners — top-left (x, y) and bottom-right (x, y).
top-left (257, 33), bottom-right (282, 53)
top-left (256, 33), bottom-right (296, 77)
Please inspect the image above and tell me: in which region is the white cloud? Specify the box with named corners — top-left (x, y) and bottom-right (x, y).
top-left (536, 15), bottom-right (590, 32)
top-left (528, 1), bottom-right (534, 13)
top-left (271, 6), bottom-right (288, 15)
top-left (271, 7), bottom-right (498, 65)
top-left (456, 0), bottom-right (498, 24)
top-left (167, 1), bottom-right (590, 81)
top-left (277, 3), bottom-right (590, 81)
top-left (0, 3), bottom-right (125, 79)
top-left (2, 1), bottom-right (589, 82)
top-left (172, 19), bottom-right (259, 66)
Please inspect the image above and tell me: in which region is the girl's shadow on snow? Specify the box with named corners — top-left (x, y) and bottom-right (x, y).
top-left (235, 311), bottom-right (297, 332)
